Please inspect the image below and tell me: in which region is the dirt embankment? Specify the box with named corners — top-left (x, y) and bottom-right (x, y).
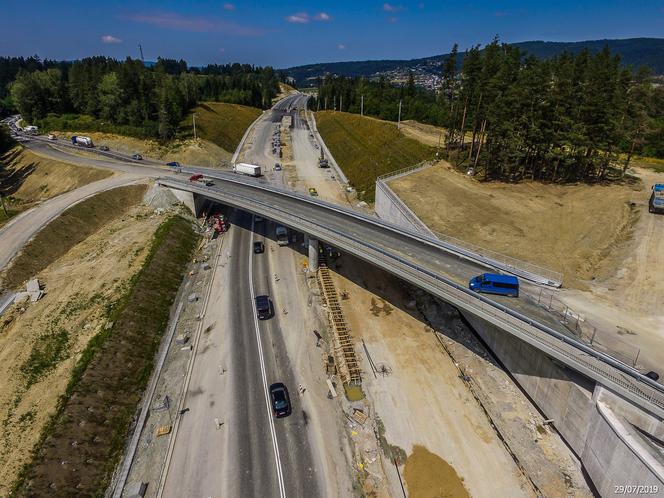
top-left (0, 146), bottom-right (112, 226)
top-left (1, 184), bottom-right (147, 290)
top-left (0, 189), bottom-right (161, 496)
top-left (51, 131), bottom-right (231, 167)
top-left (391, 161), bottom-right (640, 289)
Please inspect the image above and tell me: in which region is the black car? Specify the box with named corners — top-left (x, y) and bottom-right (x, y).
top-left (255, 295), bottom-right (272, 320)
top-left (99, 145), bottom-right (110, 151)
top-left (253, 241), bottom-right (265, 254)
top-left (269, 383), bottom-right (292, 418)
top-left (132, 153), bottom-right (143, 160)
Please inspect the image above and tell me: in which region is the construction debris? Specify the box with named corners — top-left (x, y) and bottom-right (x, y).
top-left (155, 425), bottom-right (171, 437)
top-left (15, 278), bottom-right (44, 303)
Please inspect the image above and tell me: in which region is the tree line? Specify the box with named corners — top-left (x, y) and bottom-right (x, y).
top-left (2, 56), bottom-right (282, 139)
top-left (314, 39), bottom-right (664, 182)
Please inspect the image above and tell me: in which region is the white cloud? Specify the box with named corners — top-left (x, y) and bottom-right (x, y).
top-left (383, 3), bottom-right (404, 12)
top-left (223, 2), bottom-right (235, 10)
top-left (337, 44), bottom-right (346, 50)
top-left (101, 35), bottom-right (122, 44)
top-left (315, 12), bottom-right (332, 21)
top-left (286, 12), bottom-right (310, 23)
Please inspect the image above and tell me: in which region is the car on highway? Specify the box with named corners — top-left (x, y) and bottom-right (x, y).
top-left (469, 273), bottom-right (519, 297)
top-left (255, 215), bottom-right (264, 223)
top-left (308, 187), bottom-right (318, 197)
top-left (274, 163), bottom-right (282, 171)
top-left (255, 295), bottom-right (273, 320)
top-left (269, 382), bottom-right (292, 418)
top-left (167, 161), bottom-right (181, 168)
top-left (132, 153), bottom-right (143, 160)
top-left (47, 134), bottom-right (57, 140)
top-left (253, 241), bottom-right (265, 254)
top-left (189, 174), bottom-right (203, 182)
top-left (99, 145), bottom-right (109, 151)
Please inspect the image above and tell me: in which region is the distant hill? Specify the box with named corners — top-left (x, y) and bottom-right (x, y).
top-left (284, 38), bottom-right (664, 86)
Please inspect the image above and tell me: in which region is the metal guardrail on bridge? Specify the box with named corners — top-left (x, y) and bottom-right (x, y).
top-left (377, 164), bottom-right (565, 288)
top-left (158, 176), bottom-right (664, 418)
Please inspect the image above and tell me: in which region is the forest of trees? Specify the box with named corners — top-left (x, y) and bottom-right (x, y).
top-left (1, 56), bottom-right (282, 139)
top-left (314, 40), bottom-right (664, 182)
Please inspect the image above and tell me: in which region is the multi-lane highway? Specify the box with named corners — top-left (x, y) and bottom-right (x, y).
top-left (159, 93), bottom-right (326, 498)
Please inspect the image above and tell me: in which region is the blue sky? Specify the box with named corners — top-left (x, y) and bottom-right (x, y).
top-left (1, 0), bottom-right (663, 68)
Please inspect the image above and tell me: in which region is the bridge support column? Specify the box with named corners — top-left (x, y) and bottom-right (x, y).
top-left (308, 237), bottom-right (319, 272)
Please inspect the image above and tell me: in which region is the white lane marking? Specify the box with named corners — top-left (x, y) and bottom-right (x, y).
top-left (248, 215), bottom-right (287, 498)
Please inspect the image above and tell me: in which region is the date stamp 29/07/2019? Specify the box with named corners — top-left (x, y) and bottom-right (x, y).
top-left (613, 485), bottom-right (660, 495)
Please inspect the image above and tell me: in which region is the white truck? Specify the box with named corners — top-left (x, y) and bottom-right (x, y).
top-left (233, 162), bottom-right (261, 177)
top-left (71, 135), bottom-right (94, 148)
top-left (24, 125), bottom-right (38, 135)
top-left (275, 226), bottom-right (289, 246)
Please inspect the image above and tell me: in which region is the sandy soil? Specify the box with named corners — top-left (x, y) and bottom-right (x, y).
top-left (0, 205), bottom-right (160, 495)
top-left (558, 166), bottom-right (664, 373)
top-left (399, 120), bottom-right (447, 148)
top-left (328, 257), bottom-right (534, 498)
top-left (391, 161), bottom-right (640, 289)
top-left (51, 131), bottom-right (231, 167)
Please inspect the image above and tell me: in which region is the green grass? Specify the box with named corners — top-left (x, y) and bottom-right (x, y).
top-left (0, 206), bottom-right (19, 228)
top-left (179, 101), bottom-right (261, 152)
top-left (20, 329), bottom-right (70, 388)
top-left (315, 111), bottom-right (434, 202)
top-left (11, 215), bottom-right (198, 497)
top-left (632, 156), bottom-right (664, 173)
top-left (2, 184), bottom-right (147, 290)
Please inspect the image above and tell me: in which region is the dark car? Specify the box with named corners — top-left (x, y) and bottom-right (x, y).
top-left (253, 241), bottom-right (265, 254)
top-left (132, 153), bottom-right (143, 160)
top-left (274, 163), bottom-right (282, 171)
top-left (269, 383), bottom-right (292, 418)
top-left (255, 295), bottom-right (272, 320)
top-left (99, 145), bottom-right (109, 151)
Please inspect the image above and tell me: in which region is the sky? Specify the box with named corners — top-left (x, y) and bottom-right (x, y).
top-left (1, 0), bottom-right (663, 68)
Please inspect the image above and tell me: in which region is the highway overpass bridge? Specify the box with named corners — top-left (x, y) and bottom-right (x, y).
top-left (159, 174), bottom-right (664, 421)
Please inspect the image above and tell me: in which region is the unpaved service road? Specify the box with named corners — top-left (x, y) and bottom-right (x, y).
top-left (0, 173), bottom-right (145, 271)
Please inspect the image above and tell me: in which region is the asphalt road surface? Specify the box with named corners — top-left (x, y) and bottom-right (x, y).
top-left (160, 94), bottom-right (324, 498)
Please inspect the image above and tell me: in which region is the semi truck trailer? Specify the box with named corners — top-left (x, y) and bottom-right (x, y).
top-left (233, 163), bottom-right (261, 177)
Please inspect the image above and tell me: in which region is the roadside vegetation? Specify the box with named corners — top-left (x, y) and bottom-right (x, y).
top-left (3, 55), bottom-right (282, 140)
top-left (0, 144), bottom-right (112, 227)
top-left (11, 215), bottom-right (198, 497)
top-left (315, 111), bottom-right (433, 201)
top-left (314, 39), bottom-right (664, 183)
top-left (178, 101), bottom-right (261, 152)
top-left (1, 184), bottom-right (145, 289)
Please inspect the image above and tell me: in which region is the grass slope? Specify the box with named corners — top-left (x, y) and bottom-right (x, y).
top-left (315, 111), bottom-right (433, 201)
top-left (12, 215), bottom-right (198, 497)
top-left (179, 101), bottom-right (261, 153)
top-left (2, 184), bottom-right (146, 289)
top-left (0, 146), bottom-right (112, 227)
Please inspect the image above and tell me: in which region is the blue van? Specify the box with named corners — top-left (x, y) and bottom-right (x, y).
top-left (469, 273), bottom-right (519, 297)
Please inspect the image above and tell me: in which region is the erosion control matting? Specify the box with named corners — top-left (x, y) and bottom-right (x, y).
top-left (12, 215), bottom-right (198, 497)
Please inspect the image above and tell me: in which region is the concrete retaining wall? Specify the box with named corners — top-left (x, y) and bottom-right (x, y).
top-left (583, 393), bottom-right (664, 497)
top-left (462, 312), bottom-right (596, 456)
top-left (375, 180), bottom-right (435, 236)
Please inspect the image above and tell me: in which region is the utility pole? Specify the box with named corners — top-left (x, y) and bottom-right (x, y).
top-left (340, 95), bottom-right (342, 112)
top-left (324, 97), bottom-right (327, 110)
top-left (193, 113), bottom-right (197, 140)
top-left (361, 95), bottom-right (364, 116)
top-left (139, 44), bottom-right (145, 62)
top-left (397, 100), bottom-right (402, 129)
top-left (333, 95), bottom-right (336, 111)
